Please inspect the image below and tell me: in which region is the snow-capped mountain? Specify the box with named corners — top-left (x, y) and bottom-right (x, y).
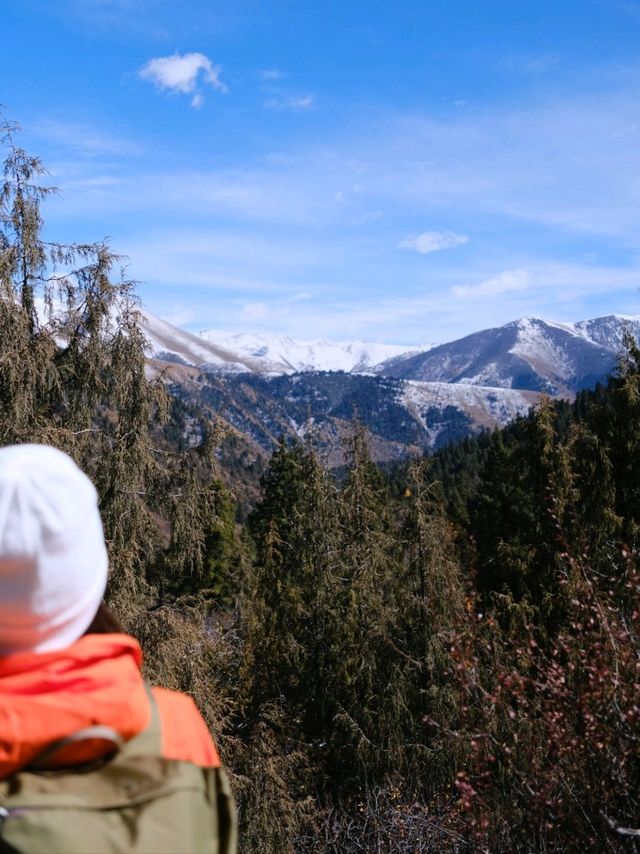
top-left (377, 315), bottom-right (640, 395)
top-left (138, 310), bottom-right (281, 374)
top-left (139, 310), bottom-right (427, 375)
top-left (196, 330), bottom-right (429, 375)
top-left (140, 309), bottom-right (640, 463)
top-left (574, 315), bottom-right (640, 350)
top-left (141, 309), bottom-right (640, 391)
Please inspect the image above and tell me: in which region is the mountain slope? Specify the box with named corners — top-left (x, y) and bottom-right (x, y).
top-left (376, 315), bottom-right (640, 394)
top-left (165, 369), bottom-right (541, 464)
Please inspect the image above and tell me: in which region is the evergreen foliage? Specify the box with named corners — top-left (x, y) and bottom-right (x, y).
top-left (0, 120), bottom-right (232, 611)
top-left (231, 349), bottom-right (640, 851)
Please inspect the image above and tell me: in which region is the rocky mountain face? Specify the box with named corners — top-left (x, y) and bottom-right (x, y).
top-left (140, 310), bottom-right (640, 465)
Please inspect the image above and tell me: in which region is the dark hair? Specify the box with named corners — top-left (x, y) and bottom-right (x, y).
top-left (83, 602), bottom-right (124, 635)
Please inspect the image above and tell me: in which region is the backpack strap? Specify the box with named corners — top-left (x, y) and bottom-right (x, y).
top-left (115, 682), bottom-right (163, 759)
top-left (26, 727), bottom-right (124, 771)
top-left (26, 683), bottom-right (162, 771)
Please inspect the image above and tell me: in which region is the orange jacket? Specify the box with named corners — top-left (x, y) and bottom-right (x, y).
top-left (0, 633), bottom-right (221, 779)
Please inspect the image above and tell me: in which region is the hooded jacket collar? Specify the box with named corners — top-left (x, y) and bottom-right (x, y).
top-left (0, 633), bottom-right (150, 778)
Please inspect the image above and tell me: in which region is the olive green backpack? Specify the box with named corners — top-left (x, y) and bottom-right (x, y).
top-left (0, 690), bottom-right (237, 854)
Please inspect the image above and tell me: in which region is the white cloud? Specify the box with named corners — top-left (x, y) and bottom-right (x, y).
top-left (264, 94), bottom-right (314, 112)
top-left (399, 230), bottom-right (469, 254)
top-left (259, 68), bottom-right (284, 81)
top-left (289, 95), bottom-right (314, 110)
top-left (139, 52), bottom-right (228, 108)
top-left (452, 269), bottom-right (531, 299)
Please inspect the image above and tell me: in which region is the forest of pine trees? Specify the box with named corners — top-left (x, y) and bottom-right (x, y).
top-left (2, 122), bottom-right (640, 852)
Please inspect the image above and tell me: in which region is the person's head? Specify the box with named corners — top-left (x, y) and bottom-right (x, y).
top-left (0, 444), bottom-right (108, 656)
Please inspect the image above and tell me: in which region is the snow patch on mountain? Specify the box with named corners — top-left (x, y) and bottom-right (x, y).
top-left (508, 317), bottom-right (578, 382)
top-left (378, 313), bottom-right (640, 394)
top-left (574, 314), bottom-right (640, 350)
top-left (402, 380), bottom-right (539, 431)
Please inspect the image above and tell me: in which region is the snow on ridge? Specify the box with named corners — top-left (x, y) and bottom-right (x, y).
top-left (402, 379), bottom-right (539, 407)
top-left (140, 307), bottom-right (640, 381)
top-left (507, 315), bottom-right (640, 375)
top-left (573, 314), bottom-right (640, 349)
top-left (514, 314), bottom-right (640, 351)
top-left (508, 320), bottom-right (576, 380)
top-left (401, 380), bottom-right (539, 435)
top-left (139, 308), bottom-right (431, 376)
top-left (137, 309), bottom-right (279, 374)
top-left (197, 328), bottom-right (432, 374)
top-left (514, 315), bottom-right (577, 334)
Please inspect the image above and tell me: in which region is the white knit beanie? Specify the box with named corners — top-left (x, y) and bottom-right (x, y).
top-left (0, 444), bottom-right (108, 656)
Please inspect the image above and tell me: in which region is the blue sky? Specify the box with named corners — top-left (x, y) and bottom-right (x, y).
top-left (4, 0), bottom-right (640, 344)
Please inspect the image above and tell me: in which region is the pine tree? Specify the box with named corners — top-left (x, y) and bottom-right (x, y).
top-left (399, 458), bottom-right (464, 794)
top-left (237, 438), bottom-right (342, 851)
top-left (567, 421), bottom-right (621, 557)
top-left (472, 401), bottom-right (575, 632)
top-left (596, 333), bottom-right (640, 548)
top-left (243, 438), bottom-right (338, 729)
top-left (0, 120), bottom-right (223, 616)
top-left (324, 426), bottom-right (408, 793)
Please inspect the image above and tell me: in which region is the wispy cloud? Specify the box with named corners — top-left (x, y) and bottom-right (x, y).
top-left (35, 119), bottom-right (142, 158)
top-left (259, 68), bottom-right (284, 81)
top-left (55, 0), bottom-right (239, 40)
top-left (452, 269), bottom-right (531, 299)
top-left (67, 0), bottom-right (149, 24)
top-left (503, 52), bottom-right (561, 74)
top-left (139, 52), bottom-right (228, 108)
top-left (137, 252), bottom-right (640, 344)
top-left (258, 66), bottom-right (313, 113)
top-left (122, 229), bottom-right (343, 292)
top-left (399, 230), bottom-right (469, 255)
top-left (264, 94), bottom-right (314, 112)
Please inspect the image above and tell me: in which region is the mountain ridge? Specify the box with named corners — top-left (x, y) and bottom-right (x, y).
top-left (196, 329), bottom-right (431, 375)
top-left (140, 309), bottom-right (640, 389)
top-left (375, 314), bottom-right (640, 395)
top-left (140, 309), bottom-right (639, 465)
